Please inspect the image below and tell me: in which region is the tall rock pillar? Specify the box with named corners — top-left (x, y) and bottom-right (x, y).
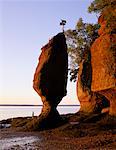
top-left (33, 33), bottom-right (68, 129)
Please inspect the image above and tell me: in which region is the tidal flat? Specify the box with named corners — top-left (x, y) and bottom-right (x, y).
top-left (0, 113), bottom-right (116, 150)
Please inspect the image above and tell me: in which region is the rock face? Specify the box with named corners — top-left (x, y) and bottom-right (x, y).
top-left (77, 49), bottom-right (109, 113)
top-left (91, 14), bottom-right (116, 116)
top-left (33, 32), bottom-right (68, 129)
top-left (77, 13), bottom-right (116, 116)
top-left (91, 16), bottom-right (116, 92)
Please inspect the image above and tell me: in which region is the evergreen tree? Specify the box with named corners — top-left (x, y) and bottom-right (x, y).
top-left (65, 0), bottom-right (116, 82)
top-left (65, 18), bottom-right (99, 81)
top-left (88, 0), bottom-right (115, 13)
top-left (88, 0), bottom-right (116, 28)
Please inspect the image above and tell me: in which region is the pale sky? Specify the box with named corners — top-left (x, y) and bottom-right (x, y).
top-left (0, 0), bottom-right (97, 105)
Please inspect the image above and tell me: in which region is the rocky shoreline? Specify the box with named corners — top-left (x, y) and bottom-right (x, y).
top-left (0, 112), bottom-right (116, 150)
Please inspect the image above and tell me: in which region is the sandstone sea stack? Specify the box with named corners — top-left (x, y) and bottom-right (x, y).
top-left (33, 32), bottom-right (68, 129)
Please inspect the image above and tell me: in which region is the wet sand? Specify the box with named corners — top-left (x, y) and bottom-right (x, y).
top-left (0, 113), bottom-right (116, 150)
top-left (0, 129), bottom-right (41, 149)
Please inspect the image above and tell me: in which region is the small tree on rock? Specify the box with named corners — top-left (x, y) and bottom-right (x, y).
top-left (65, 18), bottom-right (99, 81)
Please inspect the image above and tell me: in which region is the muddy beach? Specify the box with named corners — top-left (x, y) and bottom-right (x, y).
top-left (0, 113), bottom-right (116, 150)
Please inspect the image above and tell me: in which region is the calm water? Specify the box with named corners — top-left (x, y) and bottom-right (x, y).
top-left (0, 106), bottom-right (80, 121)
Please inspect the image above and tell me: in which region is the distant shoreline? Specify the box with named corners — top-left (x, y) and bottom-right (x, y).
top-left (0, 104), bottom-right (80, 107)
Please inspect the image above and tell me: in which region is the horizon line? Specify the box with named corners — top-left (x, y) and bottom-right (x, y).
top-left (0, 104), bottom-right (80, 106)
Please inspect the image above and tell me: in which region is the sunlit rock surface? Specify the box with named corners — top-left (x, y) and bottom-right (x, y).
top-left (91, 13), bottom-right (116, 116)
top-left (77, 49), bottom-right (109, 114)
top-left (33, 32), bottom-right (68, 129)
top-left (77, 12), bottom-right (116, 116)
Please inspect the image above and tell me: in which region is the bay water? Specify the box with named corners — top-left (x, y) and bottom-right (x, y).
top-left (0, 105), bottom-right (80, 121)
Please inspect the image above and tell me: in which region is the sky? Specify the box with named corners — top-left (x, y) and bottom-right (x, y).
top-left (0, 0), bottom-right (97, 105)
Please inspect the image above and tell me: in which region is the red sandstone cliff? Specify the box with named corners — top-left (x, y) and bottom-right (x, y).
top-left (77, 10), bottom-right (116, 116)
top-left (77, 49), bottom-right (109, 114)
top-left (91, 13), bottom-right (116, 116)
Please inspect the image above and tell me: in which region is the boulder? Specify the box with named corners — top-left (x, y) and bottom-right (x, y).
top-left (33, 32), bottom-right (68, 129)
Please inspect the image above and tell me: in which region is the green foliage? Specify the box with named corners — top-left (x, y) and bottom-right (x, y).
top-left (88, 0), bottom-right (116, 55)
top-left (88, 0), bottom-right (116, 28)
top-left (88, 0), bottom-right (115, 13)
top-left (65, 18), bottom-right (99, 81)
top-left (65, 0), bottom-right (115, 82)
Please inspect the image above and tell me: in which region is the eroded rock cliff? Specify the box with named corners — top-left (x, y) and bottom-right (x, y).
top-left (33, 32), bottom-right (68, 129)
top-left (91, 13), bottom-right (116, 116)
top-left (77, 11), bottom-right (116, 116)
top-left (77, 49), bottom-right (109, 114)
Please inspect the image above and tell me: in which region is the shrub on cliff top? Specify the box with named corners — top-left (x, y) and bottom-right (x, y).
top-left (88, 0), bottom-right (115, 13)
top-left (88, 0), bottom-right (116, 28)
